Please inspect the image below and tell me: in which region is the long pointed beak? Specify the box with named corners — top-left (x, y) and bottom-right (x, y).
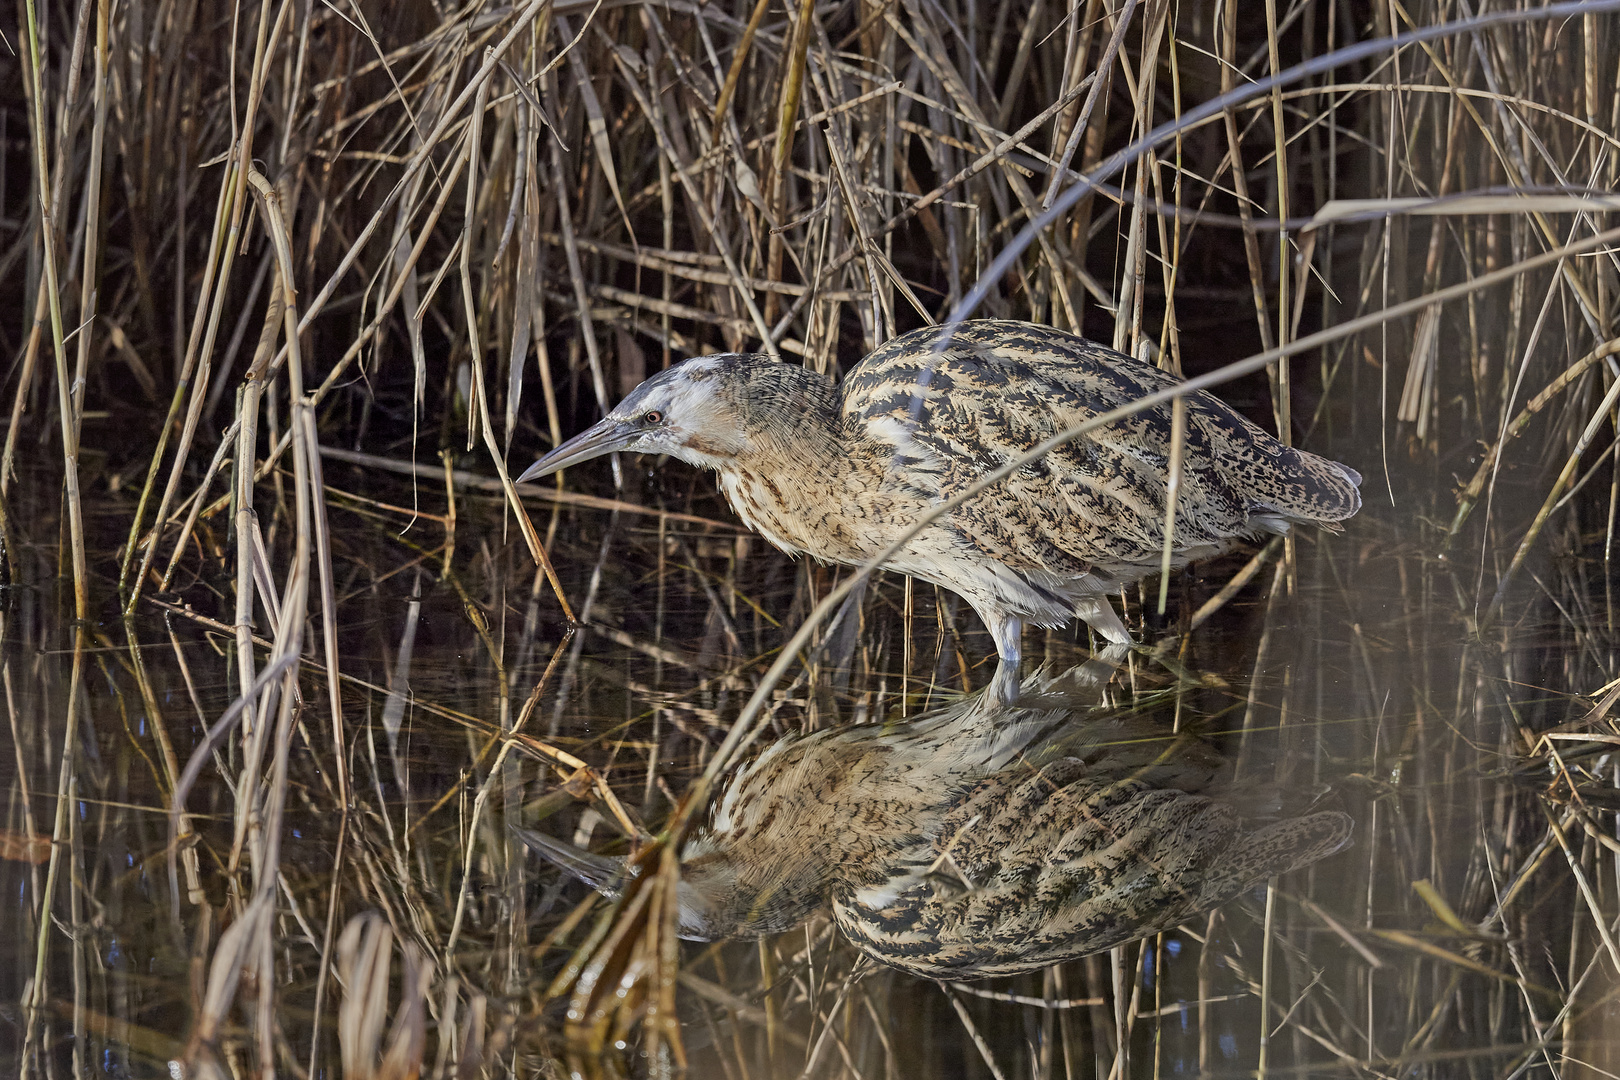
top-left (516, 418), bottom-right (636, 483)
top-left (511, 827), bottom-right (628, 895)
top-left (515, 827), bottom-right (728, 940)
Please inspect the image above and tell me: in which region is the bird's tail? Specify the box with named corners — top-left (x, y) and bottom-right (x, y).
top-left (1248, 447), bottom-right (1363, 528)
top-left (1195, 810), bottom-right (1354, 908)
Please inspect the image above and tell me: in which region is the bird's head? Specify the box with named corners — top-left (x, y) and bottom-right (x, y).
top-left (514, 823), bottom-right (827, 941)
top-left (511, 827), bottom-right (754, 941)
top-left (517, 355), bottom-right (763, 483)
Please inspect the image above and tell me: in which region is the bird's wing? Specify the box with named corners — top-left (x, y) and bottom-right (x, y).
top-left (833, 750), bottom-right (1349, 979)
top-left (844, 322), bottom-right (1234, 574)
top-left (842, 322), bottom-right (1360, 576)
top-left (834, 762), bottom-right (1232, 977)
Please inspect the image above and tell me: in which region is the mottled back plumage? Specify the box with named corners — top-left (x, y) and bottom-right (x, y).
top-left (834, 741), bottom-right (1351, 979)
top-left (846, 321), bottom-right (1361, 565)
top-left (519, 320), bottom-right (1362, 668)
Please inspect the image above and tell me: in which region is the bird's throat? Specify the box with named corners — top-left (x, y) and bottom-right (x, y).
top-left (714, 427), bottom-right (856, 560)
top-left (711, 372), bottom-right (867, 562)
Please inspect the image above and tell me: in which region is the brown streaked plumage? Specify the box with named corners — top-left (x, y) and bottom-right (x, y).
top-left (516, 662), bottom-right (1353, 979)
top-left (518, 321), bottom-right (1362, 669)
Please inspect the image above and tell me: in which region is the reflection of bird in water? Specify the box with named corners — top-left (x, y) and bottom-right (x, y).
top-left (517, 661), bottom-right (1352, 980)
top-left (519, 320), bottom-right (1361, 669)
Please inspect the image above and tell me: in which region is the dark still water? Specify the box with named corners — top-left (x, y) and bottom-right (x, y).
top-left (2, 453), bottom-right (1616, 1079)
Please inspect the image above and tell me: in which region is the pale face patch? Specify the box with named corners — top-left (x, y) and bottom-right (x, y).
top-left (607, 364), bottom-right (750, 467)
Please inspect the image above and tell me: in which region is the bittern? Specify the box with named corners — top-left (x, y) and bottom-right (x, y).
top-left (518, 321), bottom-right (1362, 667)
top-left (516, 662), bottom-right (1353, 979)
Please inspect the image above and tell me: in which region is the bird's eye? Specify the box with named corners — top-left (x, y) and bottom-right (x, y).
top-left (642, 410), bottom-right (664, 425)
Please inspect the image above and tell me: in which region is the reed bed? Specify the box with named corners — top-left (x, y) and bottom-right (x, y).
top-left (2, 0), bottom-right (1619, 1076)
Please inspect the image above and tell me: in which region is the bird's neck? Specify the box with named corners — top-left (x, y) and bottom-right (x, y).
top-left (711, 367), bottom-right (858, 558)
top-left (680, 734), bottom-right (900, 937)
top-left (732, 364), bottom-right (846, 465)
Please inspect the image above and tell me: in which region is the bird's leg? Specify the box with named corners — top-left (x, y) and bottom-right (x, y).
top-left (987, 613), bottom-right (1024, 701)
top-left (987, 612), bottom-right (1023, 668)
top-left (987, 662), bottom-right (1023, 703)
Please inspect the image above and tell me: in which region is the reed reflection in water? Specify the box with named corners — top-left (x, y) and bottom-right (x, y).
top-left (518, 656), bottom-right (1352, 980)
